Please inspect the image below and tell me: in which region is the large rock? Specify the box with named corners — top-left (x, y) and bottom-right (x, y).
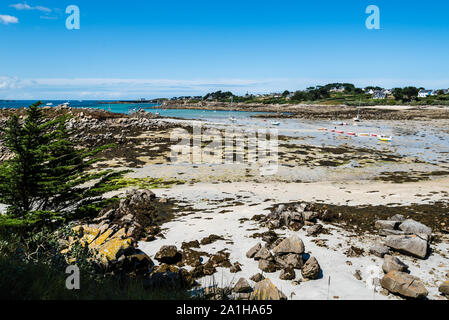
top-left (254, 247), bottom-right (273, 261)
top-left (279, 267), bottom-right (295, 280)
top-left (97, 237), bottom-right (133, 265)
top-left (250, 279), bottom-right (287, 300)
top-left (375, 220), bottom-right (399, 230)
top-left (233, 278), bottom-right (252, 293)
top-left (303, 211), bottom-right (319, 222)
top-left (250, 273), bottom-right (265, 283)
top-left (307, 224), bottom-right (323, 236)
top-left (273, 235), bottom-right (305, 256)
top-left (275, 253), bottom-right (303, 269)
top-left (439, 281), bottom-right (449, 296)
top-left (154, 245), bottom-right (182, 264)
top-left (382, 255), bottom-right (409, 273)
top-left (385, 234), bottom-right (428, 259)
top-left (399, 219), bottom-right (432, 237)
top-left (380, 271), bottom-right (428, 299)
top-left (369, 244), bottom-right (390, 258)
top-left (93, 189), bottom-right (169, 240)
top-left (246, 243), bottom-right (262, 259)
top-left (67, 225), bottom-right (151, 274)
top-left (145, 266), bottom-right (194, 289)
top-left (275, 205), bottom-right (286, 215)
top-left (301, 257), bottom-right (321, 280)
top-left (388, 214), bottom-right (405, 222)
top-left (258, 259), bottom-right (277, 273)
top-left (379, 229), bottom-right (407, 236)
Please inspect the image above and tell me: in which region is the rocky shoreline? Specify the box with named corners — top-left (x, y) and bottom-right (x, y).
top-left (1, 105), bottom-right (448, 300)
top-left (160, 102), bottom-right (449, 120)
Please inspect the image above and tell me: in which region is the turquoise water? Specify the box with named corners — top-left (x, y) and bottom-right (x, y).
top-left (0, 100), bottom-right (158, 114)
top-left (0, 100), bottom-right (271, 120)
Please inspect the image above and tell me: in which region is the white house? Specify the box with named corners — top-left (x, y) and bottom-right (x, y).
top-left (418, 90), bottom-right (432, 98)
top-left (372, 91), bottom-right (387, 99)
top-left (330, 86), bottom-right (345, 93)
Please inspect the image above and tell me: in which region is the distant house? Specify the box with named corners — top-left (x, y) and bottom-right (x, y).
top-left (430, 90), bottom-right (439, 96)
top-left (383, 89), bottom-right (392, 95)
top-left (330, 86), bottom-right (345, 93)
top-left (418, 90), bottom-right (432, 98)
top-left (444, 89), bottom-right (449, 94)
top-left (286, 92), bottom-right (295, 100)
top-left (372, 91), bottom-right (386, 99)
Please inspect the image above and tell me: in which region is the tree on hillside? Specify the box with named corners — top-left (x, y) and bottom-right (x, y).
top-left (392, 87), bottom-right (419, 101)
top-left (0, 102), bottom-right (123, 218)
top-left (282, 90), bottom-right (290, 97)
top-left (203, 91), bottom-right (234, 101)
top-left (402, 87), bottom-right (419, 101)
top-left (392, 88), bottom-right (404, 101)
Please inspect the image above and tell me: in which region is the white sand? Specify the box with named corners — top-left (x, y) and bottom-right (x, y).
top-left (139, 179), bottom-right (449, 300)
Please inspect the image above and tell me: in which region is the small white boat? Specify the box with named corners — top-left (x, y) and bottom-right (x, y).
top-left (46, 102), bottom-right (53, 106)
top-left (229, 117), bottom-right (237, 122)
top-left (271, 121), bottom-right (281, 126)
top-left (354, 103), bottom-right (362, 122)
top-left (378, 135), bottom-right (392, 142)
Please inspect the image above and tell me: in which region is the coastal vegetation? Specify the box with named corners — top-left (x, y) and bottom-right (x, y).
top-left (166, 83), bottom-right (449, 107)
top-left (0, 102), bottom-right (191, 300)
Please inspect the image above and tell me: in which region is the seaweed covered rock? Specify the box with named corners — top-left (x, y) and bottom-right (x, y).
top-left (154, 245), bottom-right (182, 264)
top-left (144, 265), bottom-right (195, 289)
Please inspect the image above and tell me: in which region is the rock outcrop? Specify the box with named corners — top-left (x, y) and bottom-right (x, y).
top-left (369, 244), bottom-right (390, 258)
top-left (62, 224), bottom-right (153, 275)
top-left (233, 278), bottom-right (252, 293)
top-left (439, 281), bottom-right (449, 297)
top-left (301, 256), bottom-right (321, 280)
top-left (398, 219), bottom-right (432, 237)
top-left (385, 234), bottom-right (428, 259)
top-left (250, 279), bottom-right (287, 300)
top-left (380, 271), bottom-right (428, 299)
top-left (382, 255), bottom-right (409, 273)
top-left (273, 235), bottom-right (305, 255)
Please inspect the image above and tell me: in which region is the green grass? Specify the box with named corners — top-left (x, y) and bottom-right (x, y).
top-left (110, 177), bottom-right (185, 189)
top-left (0, 255), bottom-right (191, 300)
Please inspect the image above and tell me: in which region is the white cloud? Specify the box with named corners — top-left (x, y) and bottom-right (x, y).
top-left (10, 2), bottom-right (51, 13)
top-left (0, 14), bottom-right (19, 24)
top-left (0, 76), bottom-right (22, 89)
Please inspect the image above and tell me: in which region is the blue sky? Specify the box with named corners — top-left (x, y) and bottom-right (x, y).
top-left (1, 0), bottom-right (449, 99)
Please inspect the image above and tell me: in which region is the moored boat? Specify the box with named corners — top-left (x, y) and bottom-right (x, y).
top-left (378, 135), bottom-right (392, 142)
